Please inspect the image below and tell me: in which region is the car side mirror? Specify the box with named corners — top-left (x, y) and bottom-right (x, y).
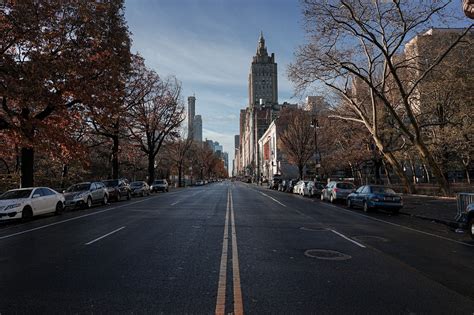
top-left (32, 194), bottom-right (41, 198)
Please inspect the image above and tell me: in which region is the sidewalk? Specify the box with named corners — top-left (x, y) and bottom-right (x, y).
top-left (400, 194), bottom-right (459, 228)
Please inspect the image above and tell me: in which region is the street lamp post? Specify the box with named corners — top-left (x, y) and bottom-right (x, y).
top-left (311, 118), bottom-right (320, 181)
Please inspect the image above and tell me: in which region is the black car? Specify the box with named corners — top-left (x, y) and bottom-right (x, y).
top-left (269, 177), bottom-right (282, 190)
top-left (102, 179), bottom-right (132, 201)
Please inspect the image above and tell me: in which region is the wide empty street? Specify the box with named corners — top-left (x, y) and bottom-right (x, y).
top-left (1, 181), bottom-right (473, 314)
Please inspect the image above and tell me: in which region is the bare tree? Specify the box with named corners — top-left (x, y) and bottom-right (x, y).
top-left (128, 76), bottom-right (185, 184)
top-left (279, 109), bottom-right (315, 179)
top-left (289, 0), bottom-right (472, 194)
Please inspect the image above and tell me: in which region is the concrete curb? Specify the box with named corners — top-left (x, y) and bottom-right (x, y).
top-left (401, 193), bottom-right (456, 200)
top-left (399, 211), bottom-right (459, 228)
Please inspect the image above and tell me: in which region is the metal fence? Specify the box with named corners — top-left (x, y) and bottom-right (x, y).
top-left (456, 193), bottom-right (474, 219)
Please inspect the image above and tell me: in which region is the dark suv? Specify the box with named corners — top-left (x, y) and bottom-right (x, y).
top-left (102, 179), bottom-right (131, 201)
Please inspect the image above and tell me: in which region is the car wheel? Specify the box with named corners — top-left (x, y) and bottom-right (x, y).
top-left (22, 206), bottom-right (33, 221)
top-left (467, 217), bottom-right (474, 240)
top-left (330, 194), bottom-right (334, 203)
top-left (86, 197), bottom-right (92, 209)
top-left (127, 192), bottom-right (131, 200)
top-left (347, 198), bottom-right (353, 208)
top-left (55, 202), bottom-right (64, 215)
top-left (363, 201), bottom-right (370, 213)
top-left (102, 195), bottom-right (108, 205)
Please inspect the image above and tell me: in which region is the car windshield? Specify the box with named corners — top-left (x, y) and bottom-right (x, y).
top-left (336, 183), bottom-right (355, 189)
top-left (371, 186), bottom-right (396, 194)
top-left (66, 183), bottom-right (90, 192)
top-left (103, 180), bottom-right (119, 187)
top-left (0, 189), bottom-right (33, 200)
top-left (131, 182), bottom-right (143, 187)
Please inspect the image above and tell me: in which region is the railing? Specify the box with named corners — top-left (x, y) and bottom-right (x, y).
top-left (456, 193), bottom-right (474, 221)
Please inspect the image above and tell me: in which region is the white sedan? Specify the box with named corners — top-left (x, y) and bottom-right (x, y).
top-left (0, 187), bottom-right (65, 221)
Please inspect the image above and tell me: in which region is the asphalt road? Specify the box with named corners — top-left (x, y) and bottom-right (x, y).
top-left (0, 181), bottom-right (473, 314)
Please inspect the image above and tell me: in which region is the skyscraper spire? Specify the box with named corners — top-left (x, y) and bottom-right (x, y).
top-left (257, 31), bottom-right (267, 56)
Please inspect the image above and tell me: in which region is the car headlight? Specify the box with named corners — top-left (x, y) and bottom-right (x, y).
top-left (74, 193), bottom-right (87, 200)
top-left (5, 203), bottom-right (21, 210)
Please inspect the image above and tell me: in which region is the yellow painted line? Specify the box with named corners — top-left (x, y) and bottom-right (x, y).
top-left (230, 189), bottom-right (244, 315)
top-left (215, 189), bottom-right (230, 315)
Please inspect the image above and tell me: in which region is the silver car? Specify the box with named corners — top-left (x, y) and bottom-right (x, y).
top-left (64, 182), bottom-right (109, 209)
top-left (321, 181), bottom-right (355, 203)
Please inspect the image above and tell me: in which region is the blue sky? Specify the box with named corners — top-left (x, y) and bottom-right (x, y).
top-left (124, 1), bottom-right (471, 175)
top-left (124, 0), bottom-right (305, 173)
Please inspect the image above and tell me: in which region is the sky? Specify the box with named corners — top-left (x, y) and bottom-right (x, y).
top-left (124, 0), bottom-right (306, 175)
top-left (123, 1), bottom-right (470, 176)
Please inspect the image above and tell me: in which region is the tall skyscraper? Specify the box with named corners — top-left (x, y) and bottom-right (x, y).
top-left (187, 95), bottom-right (196, 138)
top-left (248, 32), bottom-right (278, 108)
top-left (193, 115), bottom-right (202, 143)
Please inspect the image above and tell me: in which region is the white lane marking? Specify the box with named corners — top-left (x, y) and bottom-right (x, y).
top-left (0, 196), bottom-right (158, 241)
top-left (322, 203), bottom-right (474, 248)
top-left (330, 229), bottom-right (366, 248)
top-left (259, 192), bottom-right (287, 208)
top-left (230, 189), bottom-right (244, 315)
top-left (215, 189), bottom-right (230, 315)
top-left (84, 226), bottom-right (126, 245)
top-left (171, 201), bottom-right (179, 206)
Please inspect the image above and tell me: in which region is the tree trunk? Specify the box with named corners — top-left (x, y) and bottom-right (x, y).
top-left (20, 147), bottom-right (34, 188)
top-left (148, 154), bottom-right (155, 185)
top-left (373, 137), bottom-right (415, 194)
top-left (382, 160), bottom-right (392, 185)
top-left (112, 135), bottom-right (120, 179)
top-left (423, 164), bottom-right (431, 184)
top-left (178, 163), bottom-right (183, 187)
top-left (298, 165), bottom-right (304, 180)
top-left (414, 141), bottom-right (450, 195)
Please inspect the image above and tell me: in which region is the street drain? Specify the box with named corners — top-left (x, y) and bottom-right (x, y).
top-left (300, 227), bottom-right (328, 232)
top-left (304, 249), bottom-right (351, 261)
top-left (353, 235), bottom-right (389, 243)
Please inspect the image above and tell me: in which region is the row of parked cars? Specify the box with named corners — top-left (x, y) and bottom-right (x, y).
top-left (269, 178), bottom-right (404, 214)
top-left (0, 179), bottom-right (169, 221)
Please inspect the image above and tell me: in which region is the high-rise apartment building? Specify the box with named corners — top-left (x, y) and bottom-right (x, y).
top-left (192, 115), bottom-right (202, 143)
top-left (187, 95), bottom-right (196, 139)
top-left (248, 32), bottom-right (278, 107)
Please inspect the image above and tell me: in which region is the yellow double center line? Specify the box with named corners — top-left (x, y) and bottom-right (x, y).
top-left (215, 188), bottom-right (243, 315)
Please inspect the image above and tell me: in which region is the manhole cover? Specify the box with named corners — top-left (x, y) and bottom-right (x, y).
top-left (353, 235), bottom-right (389, 243)
top-left (304, 249), bottom-right (351, 260)
top-left (300, 227), bottom-right (328, 232)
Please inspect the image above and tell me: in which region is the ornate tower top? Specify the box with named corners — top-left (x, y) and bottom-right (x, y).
top-left (257, 31), bottom-right (268, 57)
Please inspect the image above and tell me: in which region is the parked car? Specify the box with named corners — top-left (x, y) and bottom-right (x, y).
top-left (130, 181), bottom-right (150, 197)
top-left (278, 180), bottom-right (288, 192)
top-left (150, 179), bottom-right (169, 192)
top-left (269, 178), bottom-right (282, 190)
top-left (0, 187), bottom-right (65, 221)
top-left (102, 179), bottom-right (131, 201)
top-left (310, 182), bottom-right (325, 197)
top-left (286, 179), bottom-right (298, 193)
top-left (456, 202), bottom-right (474, 239)
top-left (303, 181), bottom-right (325, 197)
top-left (64, 182), bottom-right (109, 209)
top-left (347, 185), bottom-right (403, 214)
top-left (321, 181), bottom-right (355, 203)
top-left (293, 180), bottom-right (308, 195)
